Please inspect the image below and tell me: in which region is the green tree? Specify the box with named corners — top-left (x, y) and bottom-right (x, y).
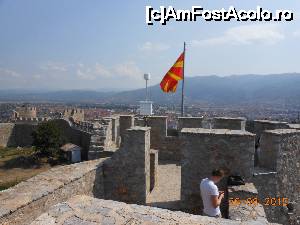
top-left (32, 121), bottom-right (65, 157)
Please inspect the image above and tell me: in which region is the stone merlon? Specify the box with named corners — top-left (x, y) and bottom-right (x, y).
top-left (181, 128), bottom-right (255, 136)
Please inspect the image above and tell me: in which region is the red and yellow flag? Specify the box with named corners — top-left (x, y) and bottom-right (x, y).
top-left (160, 52), bottom-right (184, 92)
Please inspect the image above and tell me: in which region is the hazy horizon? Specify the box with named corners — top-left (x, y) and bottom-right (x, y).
top-left (0, 72), bottom-right (300, 92)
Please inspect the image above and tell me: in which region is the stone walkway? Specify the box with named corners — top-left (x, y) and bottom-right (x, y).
top-left (31, 195), bottom-right (247, 225)
top-left (146, 161), bottom-right (181, 210)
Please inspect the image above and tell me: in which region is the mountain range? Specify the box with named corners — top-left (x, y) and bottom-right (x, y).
top-left (1, 73), bottom-right (300, 106)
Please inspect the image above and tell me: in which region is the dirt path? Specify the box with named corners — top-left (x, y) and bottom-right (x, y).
top-left (147, 161), bottom-right (181, 210)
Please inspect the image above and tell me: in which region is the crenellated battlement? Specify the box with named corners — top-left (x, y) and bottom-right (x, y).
top-left (0, 114), bottom-right (298, 225)
top-left (12, 105), bottom-right (37, 120)
top-left (63, 108), bottom-right (85, 122)
top-left (13, 117), bottom-right (49, 124)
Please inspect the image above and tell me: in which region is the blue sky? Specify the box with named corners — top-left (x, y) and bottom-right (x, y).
top-left (0, 0), bottom-right (299, 90)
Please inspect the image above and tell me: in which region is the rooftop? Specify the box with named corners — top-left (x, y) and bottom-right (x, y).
top-left (60, 143), bottom-right (81, 152)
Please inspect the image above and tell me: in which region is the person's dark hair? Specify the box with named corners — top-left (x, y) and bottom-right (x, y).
top-left (211, 169), bottom-right (224, 177)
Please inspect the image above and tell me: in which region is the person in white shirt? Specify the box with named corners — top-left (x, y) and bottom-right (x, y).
top-left (200, 169), bottom-right (225, 217)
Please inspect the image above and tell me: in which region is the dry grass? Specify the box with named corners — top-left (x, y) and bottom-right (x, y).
top-left (0, 147), bottom-right (61, 191)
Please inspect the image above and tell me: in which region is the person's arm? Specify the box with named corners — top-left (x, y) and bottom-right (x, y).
top-left (211, 191), bottom-right (224, 208)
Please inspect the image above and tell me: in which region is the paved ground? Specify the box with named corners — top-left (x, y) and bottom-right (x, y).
top-left (146, 160), bottom-right (182, 210)
top-left (31, 195), bottom-right (242, 225)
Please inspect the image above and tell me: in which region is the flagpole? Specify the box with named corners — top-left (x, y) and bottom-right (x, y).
top-left (181, 42), bottom-right (186, 117)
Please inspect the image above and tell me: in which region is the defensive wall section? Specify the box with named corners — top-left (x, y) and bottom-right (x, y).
top-left (52, 119), bottom-right (92, 160)
top-left (0, 159), bottom-right (107, 225)
top-left (0, 117), bottom-right (116, 161)
top-left (0, 123), bottom-right (278, 225)
top-left (0, 115), bottom-right (298, 224)
top-left (103, 127), bottom-right (158, 204)
top-left (119, 116), bottom-right (298, 224)
top-left (13, 106), bottom-right (37, 119)
top-left (0, 123), bottom-right (14, 147)
top-left (212, 117), bottom-right (246, 130)
top-left (63, 108), bottom-right (85, 122)
top-left (177, 116), bottom-right (204, 130)
top-left (180, 128), bottom-right (255, 215)
top-left (253, 129), bottom-right (300, 224)
top-left (0, 122), bottom-right (38, 147)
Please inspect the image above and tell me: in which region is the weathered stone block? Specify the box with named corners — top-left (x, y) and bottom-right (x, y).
top-left (178, 117), bottom-right (203, 130)
top-left (180, 128), bottom-right (255, 211)
top-left (0, 159), bottom-right (106, 225)
top-left (103, 127), bottom-right (151, 204)
top-left (119, 115), bottom-right (134, 141)
top-left (213, 117), bottom-right (246, 130)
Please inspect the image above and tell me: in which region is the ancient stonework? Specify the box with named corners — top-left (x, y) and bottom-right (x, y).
top-left (254, 129), bottom-right (300, 224)
top-left (178, 117), bottom-right (203, 130)
top-left (228, 183), bottom-right (268, 223)
top-left (103, 127), bottom-right (152, 204)
top-left (180, 128), bottom-right (255, 213)
top-left (0, 115), bottom-right (298, 225)
top-left (0, 123), bottom-right (14, 147)
top-left (212, 117), bottom-right (246, 130)
top-left (0, 159), bottom-right (106, 225)
top-left (31, 195), bottom-right (279, 225)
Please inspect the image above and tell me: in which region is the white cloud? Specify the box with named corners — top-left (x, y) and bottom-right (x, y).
top-left (139, 41), bottom-right (170, 52)
top-left (76, 63), bottom-right (111, 80)
top-left (40, 61), bottom-right (69, 72)
top-left (39, 60), bottom-right (142, 81)
top-left (95, 63), bottom-right (111, 77)
top-left (113, 61), bottom-right (142, 79)
top-left (0, 68), bottom-right (21, 78)
top-left (76, 64), bottom-right (95, 80)
top-left (192, 24), bottom-right (285, 47)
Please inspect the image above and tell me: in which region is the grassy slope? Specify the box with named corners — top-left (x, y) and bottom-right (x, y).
top-left (0, 147), bottom-right (55, 191)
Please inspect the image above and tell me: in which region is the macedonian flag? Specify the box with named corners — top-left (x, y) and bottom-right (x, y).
top-left (160, 52), bottom-right (184, 92)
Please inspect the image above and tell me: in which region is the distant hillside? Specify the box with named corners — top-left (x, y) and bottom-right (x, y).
top-left (0, 90), bottom-right (113, 102)
top-left (111, 73), bottom-right (300, 105)
top-left (1, 73), bottom-right (300, 106)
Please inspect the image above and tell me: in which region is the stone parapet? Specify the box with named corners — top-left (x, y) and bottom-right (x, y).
top-left (180, 128), bottom-right (255, 212)
top-left (0, 159), bottom-right (107, 225)
top-left (0, 123), bottom-right (14, 147)
top-left (119, 115), bottom-right (134, 140)
top-left (213, 117), bottom-right (246, 130)
top-left (253, 120), bottom-right (289, 143)
top-left (228, 183), bottom-right (268, 223)
top-left (178, 117), bottom-right (203, 130)
top-left (103, 126), bottom-right (151, 204)
top-left (288, 124), bottom-right (300, 130)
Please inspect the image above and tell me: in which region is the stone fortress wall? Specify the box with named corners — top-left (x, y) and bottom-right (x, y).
top-left (12, 106), bottom-right (37, 119)
top-left (63, 108), bottom-right (84, 122)
top-left (0, 112), bottom-right (299, 225)
top-left (180, 128), bottom-right (255, 215)
top-left (0, 107), bottom-right (116, 161)
top-left (0, 159), bottom-right (107, 225)
top-left (253, 129), bottom-right (300, 224)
